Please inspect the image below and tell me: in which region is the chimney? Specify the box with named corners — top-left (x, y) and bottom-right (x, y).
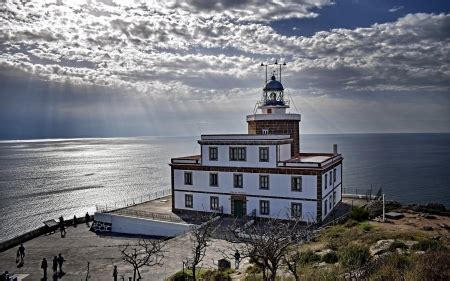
top-left (333, 144), bottom-right (338, 155)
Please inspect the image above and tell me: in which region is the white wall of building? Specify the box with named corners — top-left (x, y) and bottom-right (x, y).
top-left (278, 143), bottom-right (291, 161)
top-left (174, 170), bottom-right (317, 200)
top-left (94, 212), bottom-right (192, 237)
top-left (321, 164), bottom-right (342, 196)
top-left (201, 144), bottom-right (280, 167)
top-left (174, 190), bottom-right (317, 222)
top-left (246, 197), bottom-right (317, 221)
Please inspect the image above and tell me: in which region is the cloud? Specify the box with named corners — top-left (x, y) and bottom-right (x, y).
top-left (0, 0), bottom-right (448, 105)
top-left (389, 6), bottom-right (404, 13)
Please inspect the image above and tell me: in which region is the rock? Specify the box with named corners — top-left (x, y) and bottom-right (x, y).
top-left (421, 226), bottom-right (433, 231)
top-left (370, 239), bottom-right (395, 256)
top-left (431, 235), bottom-right (441, 240)
top-left (404, 240), bottom-right (419, 249)
top-left (415, 251), bottom-right (425, 255)
top-left (365, 200), bottom-right (383, 218)
top-left (395, 248), bottom-right (406, 255)
top-left (316, 249), bottom-right (334, 257)
top-left (424, 214), bottom-right (437, 219)
top-left (438, 223), bottom-right (450, 230)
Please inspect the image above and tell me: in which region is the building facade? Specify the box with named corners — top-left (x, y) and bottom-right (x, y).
top-left (170, 72), bottom-right (343, 223)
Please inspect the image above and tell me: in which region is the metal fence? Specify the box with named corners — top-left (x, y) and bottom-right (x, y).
top-left (113, 208), bottom-right (185, 223)
top-left (95, 188), bottom-right (171, 213)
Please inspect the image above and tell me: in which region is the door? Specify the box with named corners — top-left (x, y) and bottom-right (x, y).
top-left (234, 200), bottom-right (244, 218)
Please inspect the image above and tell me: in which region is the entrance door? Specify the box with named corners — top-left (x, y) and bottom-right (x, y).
top-left (234, 200), bottom-right (244, 218)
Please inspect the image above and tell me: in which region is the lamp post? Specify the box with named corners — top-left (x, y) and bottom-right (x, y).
top-left (260, 60), bottom-right (287, 84)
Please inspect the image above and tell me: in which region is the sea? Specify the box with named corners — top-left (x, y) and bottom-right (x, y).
top-left (1, 133), bottom-right (449, 243)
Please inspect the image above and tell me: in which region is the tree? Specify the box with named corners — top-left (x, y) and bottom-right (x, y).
top-left (119, 238), bottom-right (166, 281)
top-left (186, 214), bottom-right (221, 280)
top-left (283, 250), bottom-right (302, 281)
top-left (226, 217), bottom-right (314, 281)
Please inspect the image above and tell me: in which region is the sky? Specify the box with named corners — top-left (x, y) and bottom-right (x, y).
top-left (0, 0), bottom-right (449, 139)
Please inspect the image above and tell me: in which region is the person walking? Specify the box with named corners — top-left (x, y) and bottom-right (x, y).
top-left (113, 265), bottom-right (118, 281)
top-left (41, 258), bottom-right (48, 280)
top-left (57, 253), bottom-right (65, 275)
top-left (52, 256), bottom-right (58, 275)
top-left (234, 250), bottom-right (241, 270)
top-left (18, 243), bottom-right (25, 262)
top-left (85, 212), bottom-right (90, 226)
top-left (73, 215), bottom-right (77, 227)
top-left (59, 216), bottom-right (66, 237)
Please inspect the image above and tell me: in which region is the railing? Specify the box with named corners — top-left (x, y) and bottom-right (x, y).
top-left (95, 188), bottom-right (171, 213)
top-left (113, 208), bottom-right (185, 223)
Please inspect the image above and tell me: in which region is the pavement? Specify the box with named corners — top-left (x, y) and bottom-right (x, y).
top-left (0, 223), bottom-right (239, 281)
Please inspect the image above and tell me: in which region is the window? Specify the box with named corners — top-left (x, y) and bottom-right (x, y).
top-left (229, 147), bottom-right (246, 161)
top-left (259, 147), bottom-right (269, 162)
top-left (333, 191), bottom-right (336, 205)
top-left (329, 197), bottom-right (332, 210)
top-left (333, 168), bottom-right (337, 182)
top-left (210, 196), bottom-right (219, 211)
top-left (185, 194), bottom-right (193, 208)
top-left (329, 171), bottom-right (332, 185)
top-left (209, 173), bottom-right (218, 187)
top-left (324, 199), bottom-right (328, 214)
top-left (291, 176), bottom-right (302, 192)
top-left (233, 174), bottom-right (243, 188)
top-left (184, 172), bottom-right (192, 185)
top-left (259, 175), bottom-right (269, 190)
top-left (291, 203), bottom-right (302, 218)
top-left (260, 200), bottom-right (270, 215)
top-left (262, 128), bottom-right (269, 134)
top-left (324, 174), bottom-right (328, 189)
top-left (209, 147), bottom-right (218, 161)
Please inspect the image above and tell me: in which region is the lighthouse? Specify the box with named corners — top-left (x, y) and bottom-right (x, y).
top-left (247, 64), bottom-right (301, 156)
top-left (170, 62), bottom-right (343, 223)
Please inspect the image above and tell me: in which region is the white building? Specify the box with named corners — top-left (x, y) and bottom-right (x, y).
top-left (170, 69), bottom-right (343, 223)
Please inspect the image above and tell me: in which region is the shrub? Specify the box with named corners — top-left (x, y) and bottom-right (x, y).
top-left (327, 239), bottom-right (339, 251)
top-left (299, 250), bottom-right (321, 264)
top-left (413, 250), bottom-right (450, 280)
top-left (358, 221), bottom-right (373, 231)
top-left (412, 239), bottom-right (445, 251)
top-left (348, 207), bottom-right (369, 222)
top-left (344, 219), bottom-right (358, 228)
top-left (369, 253), bottom-right (411, 281)
top-left (338, 244), bottom-right (370, 269)
top-left (321, 251), bottom-right (338, 264)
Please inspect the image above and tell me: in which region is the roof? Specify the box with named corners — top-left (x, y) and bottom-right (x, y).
top-left (198, 134), bottom-right (292, 145)
top-left (263, 75), bottom-right (284, 91)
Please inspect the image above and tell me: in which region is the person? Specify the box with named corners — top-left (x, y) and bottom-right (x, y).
top-left (113, 265), bottom-right (118, 281)
top-left (73, 215), bottom-right (77, 227)
top-left (18, 243), bottom-right (25, 262)
top-left (52, 256), bottom-right (58, 275)
top-left (234, 250), bottom-right (241, 269)
top-left (85, 212), bottom-right (90, 226)
top-left (59, 216), bottom-right (66, 237)
top-left (57, 253), bottom-right (65, 275)
top-left (2, 271), bottom-right (10, 281)
top-left (41, 258), bottom-right (48, 280)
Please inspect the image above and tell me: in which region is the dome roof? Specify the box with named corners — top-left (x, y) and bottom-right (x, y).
top-left (264, 75), bottom-right (284, 91)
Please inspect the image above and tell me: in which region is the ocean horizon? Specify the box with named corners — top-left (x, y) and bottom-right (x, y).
top-left (1, 133), bottom-right (449, 243)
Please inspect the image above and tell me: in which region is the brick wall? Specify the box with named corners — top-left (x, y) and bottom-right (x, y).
top-left (247, 120), bottom-right (300, 156)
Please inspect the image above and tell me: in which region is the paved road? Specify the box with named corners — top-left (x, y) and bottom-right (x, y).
top-left (0, 224), bottom-right (237, 281)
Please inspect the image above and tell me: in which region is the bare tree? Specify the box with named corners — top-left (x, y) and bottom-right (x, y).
top-left (119, 238), bottom-right (166, 281)
top-left (283, 250), bottom-right (302, 281)
top-left (186, 213), bottom-right (221, 280)
top-left (226, 217), bottom-right (313, 281)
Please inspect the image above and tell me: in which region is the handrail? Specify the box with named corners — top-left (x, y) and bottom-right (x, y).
top-left (95, 188), bottom-right (172, 213)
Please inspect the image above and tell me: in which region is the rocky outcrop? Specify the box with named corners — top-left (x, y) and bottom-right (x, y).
top-left (369, 239), bottom-right (395, 256)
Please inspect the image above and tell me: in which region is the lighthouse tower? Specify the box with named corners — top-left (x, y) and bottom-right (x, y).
top-left (246, 65), bottom-right (301, 156)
